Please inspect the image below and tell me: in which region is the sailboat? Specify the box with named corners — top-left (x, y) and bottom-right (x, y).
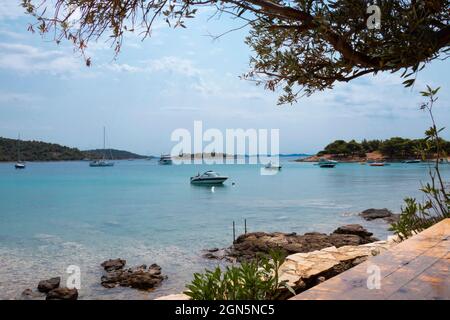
top-left (15, 134), bottom-right (26, 169)
top-left (89, 127), bottom-right (114, 167)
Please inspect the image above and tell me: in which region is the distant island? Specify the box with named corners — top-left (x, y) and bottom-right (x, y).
top-left (298, 137), bottom-right (450, 162)
top-left (0, 137), bottom-right (149, 162)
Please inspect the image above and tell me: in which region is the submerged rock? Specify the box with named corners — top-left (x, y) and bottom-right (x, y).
top-left (37, 277), bottom-right (60, 293)
top-left (21, 288), bottom-right (46, 300)
top-left (205, 224), bottom-right (379, 262)
top-left (359, 208), bottom-right (400, 223)
top-left (333, 224), bottom-right (374, 238)
top-left (101, 261), bottom-right (166, 290)
top-left (46, 287), bottom-right (78, 300)
top-left (101, 258), bottom-right (126, 272)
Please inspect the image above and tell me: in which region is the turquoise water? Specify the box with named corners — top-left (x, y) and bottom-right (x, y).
top-left (0, 159), bottom-right (448, 299)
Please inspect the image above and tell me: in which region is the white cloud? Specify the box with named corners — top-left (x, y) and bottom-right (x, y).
top-left (0, 91), bottom-right (37, 104)
top-left (0, 0), bottom-right (24, 20)
top-left (0, 42), bottom-right (81, 74)
top-left (0, 28), bottom-right (25, 39)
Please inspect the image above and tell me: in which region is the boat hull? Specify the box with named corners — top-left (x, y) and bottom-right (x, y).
top-left (159, 160), bottom-right (173, 165)
top-left (319, 164), bottom-right (336, 168)
top-left (190, 177), bottom-right (228, 185)
top-left (369, 163), bottom-right (385, 167)
top-left (89, 161), bottom-right (114, 167)
top-left (15, 163), bottom-right (26, 169)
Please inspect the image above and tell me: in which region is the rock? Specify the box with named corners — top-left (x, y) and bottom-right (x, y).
top-left (101, 258), bottom-right (126, 271)
top-left (21, 288), bottom-right (45, 300)
top-left (278, 239), bottom-right (397, 297)
top-left (101, 263), bottom-right (166, 291)
top-left (359, 208), bottom-right (400, 222)
top-left (37, 277), bottom-right (60, 293)
top-left (46, 287), bottom-right (78, 300)
top-left (332, 224), bottom-right (374, 238)
top-left (206, 225), bottom-right (380, 262)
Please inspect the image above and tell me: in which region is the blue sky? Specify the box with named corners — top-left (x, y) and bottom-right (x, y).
top-left (0, 1), bottom-right (449, 155)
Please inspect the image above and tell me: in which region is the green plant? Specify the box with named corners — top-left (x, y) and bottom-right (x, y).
top-left (184, 250), bottom-right (295, 300)
top-left (390, 86), bottom-right (450, 240)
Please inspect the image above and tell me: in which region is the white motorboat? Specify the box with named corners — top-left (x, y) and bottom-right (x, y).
top-left (159, 154), bottom-right (173, 165)
top-left (190, 171), bottom-right (228, 185)
top-left (264, 161), bottom-right (282, 170)
top-left (318, 158), bottom-right (337, 168)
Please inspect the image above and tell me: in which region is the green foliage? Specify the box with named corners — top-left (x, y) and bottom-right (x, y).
top-left (319, 136), bottom-right (450, 159)
top-left (22, 0), bottom-right (450, 104)
top-left (184, 250), bottom-right (294, 300)
top-left (0, 137), bottom-right (147, 161)
top-left (390, 86), bottom-right (450, 240)
top-left (0, 137), bottom-right (85, 161)
top-left (84, 149), bottom-right (148, 160)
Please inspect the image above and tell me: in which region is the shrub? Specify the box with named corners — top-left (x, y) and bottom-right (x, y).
top-left (390, 86), bottom-right (449, 240)
top-left (184, 250), bottom-right (294, 300)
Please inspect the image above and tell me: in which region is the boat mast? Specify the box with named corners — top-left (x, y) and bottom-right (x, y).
top-left (103, 126), bottom-right (106, 160)
top-left (17, 133), bottom-right (21, 162)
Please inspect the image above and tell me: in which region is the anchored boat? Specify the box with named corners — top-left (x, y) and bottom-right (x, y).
top-left (190, 171), bottom-right (228, 185)
top-left (15, 134), bottom-right (26, 169)
top-left (403, 159), bottom-right (421, 163)
top-left (159, 154), bottom-right (173, 165)
top-left (264, 161), bottom-right (282, 170)
top-left (369, 162), bottom-right (386, 167)
top-left (318, 158), bottom-right (337, 168)
top-left (90, 127), bottom-right (114, 167)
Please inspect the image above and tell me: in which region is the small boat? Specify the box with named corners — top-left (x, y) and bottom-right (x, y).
top-left (90, 160), bottom-right (114, 167)
top-left (403, 159), bottom-right (421, 163)
top-left (159, 154), bottom-right (173, 165)
top-left (369, 162), bottom-right (386, 167)
top-left (15, 134), bottom-right (26, 169)
top-left (15, 162), bottom-right (26, 169)
top-left (318, 158), bottom-right (337, 168)
top-left (190, 171), bottom-right (228, 185)
top-left (264, 161), bottom-right (282, 170)
top-left (90, 127), bottom-right (114, 167)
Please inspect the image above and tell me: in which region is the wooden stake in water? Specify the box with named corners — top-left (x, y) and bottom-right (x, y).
top-left (232, 221), bottom-right (235, 243)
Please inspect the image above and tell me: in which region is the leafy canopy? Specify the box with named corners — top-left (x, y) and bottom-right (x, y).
top-left (22, 0), bottom-right (450, 103)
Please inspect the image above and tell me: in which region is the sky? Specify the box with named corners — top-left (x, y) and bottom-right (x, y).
top-left (0, 0), bottom-right (449, 155)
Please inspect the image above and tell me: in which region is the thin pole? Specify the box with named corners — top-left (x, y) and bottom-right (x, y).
top-left (244, 219), bottom-right (247, 234)
top-left (103, 126), bottom-right (106, 160)
top-left (232, 221), bottom-right (235, 243)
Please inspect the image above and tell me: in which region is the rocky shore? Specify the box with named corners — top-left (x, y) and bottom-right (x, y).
top-left (100, 259), bottom-right (166, 290)
top-left (296, 151), bottom-right (385, 163)
top-left (19, 208), bottom-right (399, 300)
top-left (204, 224), bottom-right (379, 262)
top-left (159, 224), bottom-right (399, 300)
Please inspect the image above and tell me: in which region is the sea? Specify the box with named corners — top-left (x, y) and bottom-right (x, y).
top-left (0, 158), bottom-right (448, 299)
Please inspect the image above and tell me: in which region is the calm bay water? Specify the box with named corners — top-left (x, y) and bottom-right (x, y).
top-left (0, 158), bottom-right (448, 299)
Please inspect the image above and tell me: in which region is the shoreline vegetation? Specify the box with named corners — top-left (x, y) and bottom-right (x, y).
top-left (0, 136), bottom-right (149, 161)
top-left (296, 137), bottom-right (450, 163)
